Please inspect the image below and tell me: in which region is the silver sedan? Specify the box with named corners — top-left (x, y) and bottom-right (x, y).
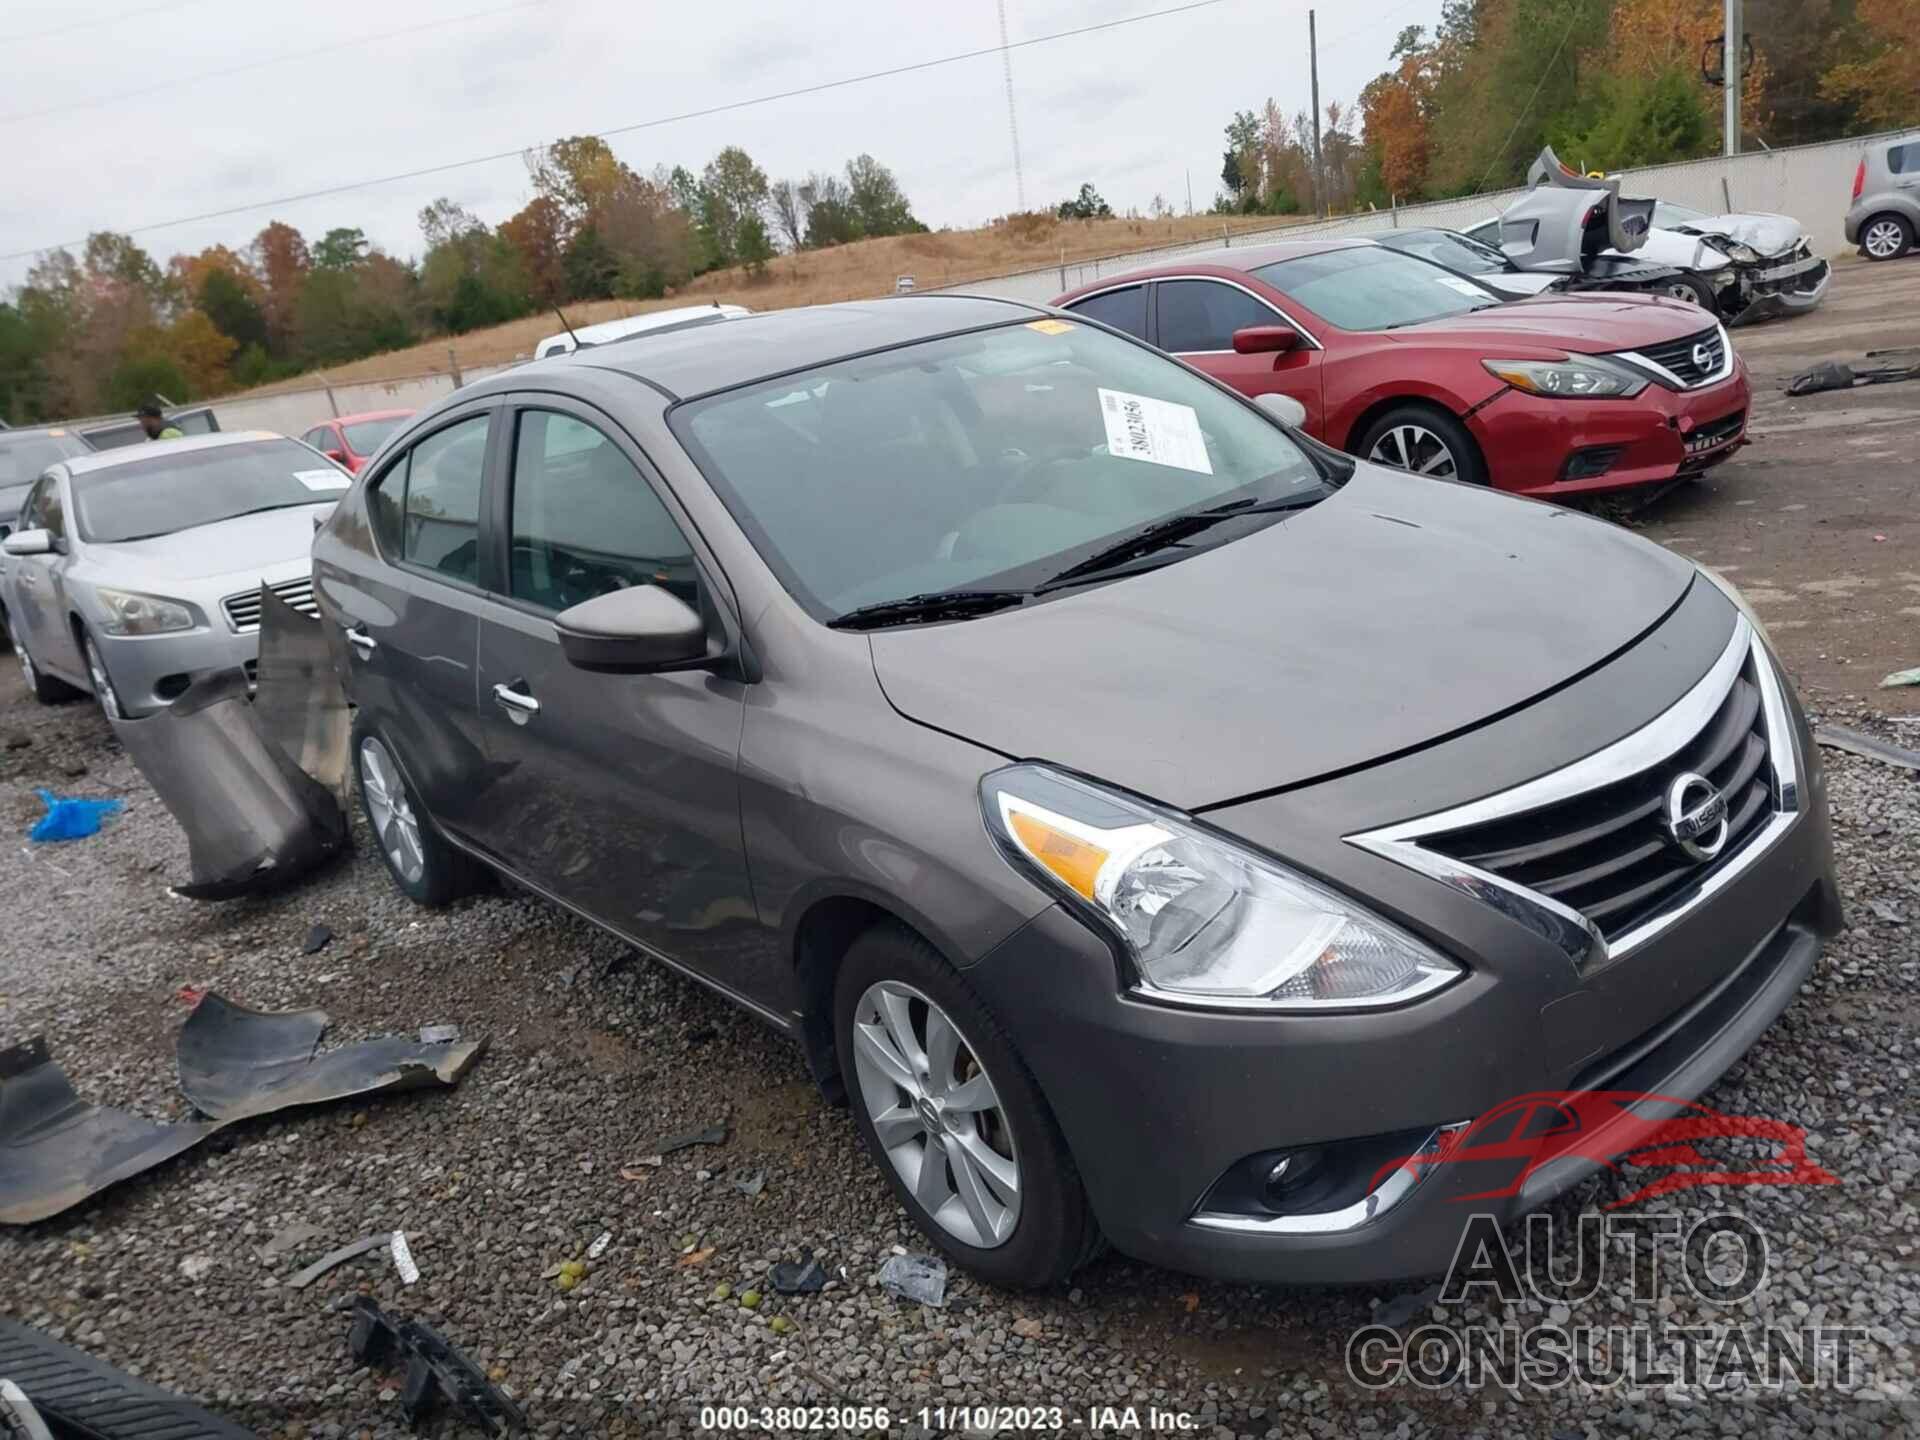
top-left (0, 432), bottom-right (342, 717)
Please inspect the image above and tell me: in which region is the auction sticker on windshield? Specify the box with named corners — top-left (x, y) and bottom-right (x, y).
top-left (293, 468), bottom-right (351, 491)
top-left (1433, 275), bottom-right (1490, 298)
top-left (1097, 388), bottom-right (1213, 475)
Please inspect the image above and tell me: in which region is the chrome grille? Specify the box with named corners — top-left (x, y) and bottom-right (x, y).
top-left (1629, 325), bottom-right (1726, 388)
top-left (1418, 653), bottom-right (1772, 942)
top-left (222, 576), bottom-right (317, 633)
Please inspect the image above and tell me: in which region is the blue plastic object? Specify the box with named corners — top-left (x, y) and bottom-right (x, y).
top-left (28, 790), bottom-right (122, 842)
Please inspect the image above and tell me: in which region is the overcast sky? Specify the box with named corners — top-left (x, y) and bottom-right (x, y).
top-left (0, 0), bottom-right (1444, 290)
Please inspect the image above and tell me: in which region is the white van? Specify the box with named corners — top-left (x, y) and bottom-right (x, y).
top-left (533, 303), bottom-right (751, 361)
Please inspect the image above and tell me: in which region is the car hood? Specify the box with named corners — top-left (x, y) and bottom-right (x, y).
top-left (1389, 293), bottom-right (1712, 355)
top-left (78, 503), bottom-right (331, 586)
top-left (1667, 212), bottom-right (1804, 257)
top-left (868, 465), bottom-right (1696, 811)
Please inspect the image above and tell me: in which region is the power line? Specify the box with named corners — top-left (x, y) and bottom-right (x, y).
top-left (1317, 0), bottom-right (1427, 54)
top-left (1, 0), bottom-right (548, 126)
top-left (3, 0), bottom-right (1236, 262)
top-left (0, 0), bottom-right (205, 45)
top-left (1475, 11), bottom-right (1580, 194)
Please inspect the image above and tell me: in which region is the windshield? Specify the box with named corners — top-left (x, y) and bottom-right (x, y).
top-left (73, 439), bottom-right (345, 543)
top-left (0, 431), bottom-right (88, 486)
top-left (1652, 201), bottom-right (1708, 227)
top-left (674, 320), bottom-right (1323, 617)
top-left (342, 416), bottom-right (405, 453)
top-left (1252, 247), bottom-right (1503, 330)
top-left (1379, 231), bottom-right (1504, 276)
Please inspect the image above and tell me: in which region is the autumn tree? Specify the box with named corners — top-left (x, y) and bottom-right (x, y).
top-left (250, 221), bottom-right (310, 357)
top-left (500, 196), bottom-right (569, 306)
top-left (1820, 0), bottom-right (1920, 128)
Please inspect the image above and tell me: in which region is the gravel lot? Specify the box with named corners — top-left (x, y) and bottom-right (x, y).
top-left (2, 270), bottom-right (1918, 1438)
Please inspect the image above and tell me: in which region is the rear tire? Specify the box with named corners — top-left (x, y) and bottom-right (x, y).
top-left (1355, 404), bottom-right (1489, 486)
top-left (1660, 272), bottom-right (1720, 315)
top-left (1860, 214), bottom-right (1914, 261)
top-left (4, 611), bottom-right (78, 705)
top-left (833, 921), bottom-right (1098, 1288)
top-left (352, 721), bottom-right (481, 907)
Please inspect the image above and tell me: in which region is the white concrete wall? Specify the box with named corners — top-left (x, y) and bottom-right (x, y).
top-left (209, 362), bottom-right (517, 438)
top-left (935, 130), bottom-right (1896, 307)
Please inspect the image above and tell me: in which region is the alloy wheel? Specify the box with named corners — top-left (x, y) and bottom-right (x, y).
top-left (83, 636), bottom-right (121, 720)
top-left (359, 736), bottom-right (426, 885)
top-left (1864, 219), bottom-right (1905, 259)
top-left (1368, 424), bottom-right (1459, 478)
top-left (9, 621), bottom-right (33, 691)
top-left (850, 980), bottom-right (1022, 1249)
top-left (1665, 280), bottom-right (1703, 304)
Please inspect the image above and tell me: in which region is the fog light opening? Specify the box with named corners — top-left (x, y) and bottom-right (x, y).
top-left (1561, 446), bottom-right (1624, 482)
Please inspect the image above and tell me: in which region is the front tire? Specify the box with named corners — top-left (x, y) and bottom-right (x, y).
top-left (81, 629), bottom-right (124, 719)
top-left (834, 921), bottom-right (1096, 1288)
top-left (1660, 272), bottom-right (1720, 315)
top-left (352, 722), bottom-right (478, 906)
top-left (4, 611), bottom-right (78, 705)
top-left (1860, 214), bottom-right (1914, 261)
top-left (1356, 404), bottom-right (1488, 486)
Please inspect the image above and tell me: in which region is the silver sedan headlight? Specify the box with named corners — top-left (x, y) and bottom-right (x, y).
top-left (95, 587), bottom-right (196, 636)
top-left (981, 764), bottom-right (1461, 1010)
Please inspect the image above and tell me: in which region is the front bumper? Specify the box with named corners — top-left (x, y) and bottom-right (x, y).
top-left (1469, 358), bottom-right (1752, 497)
top-left (1729, 255), bottom-right (1831, 326)
top-left (965, 620), bottom-right (1838, 1286)
top-left (95, 625), bottom-right (257, 717)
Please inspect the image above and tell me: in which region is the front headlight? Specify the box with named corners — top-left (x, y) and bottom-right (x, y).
top-left (1481, 355), bottom-right (1647, 398)
top-left (1723, 243), bottom-right (1762, 265)
top-left (95, 587), bottom-right (195, 636)
top-left (981, 765), bottom-right (1461, 1010)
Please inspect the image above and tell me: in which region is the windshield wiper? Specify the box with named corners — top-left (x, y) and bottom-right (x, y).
top-left (827, 588), bottom-right (1030, 631)
top-left (1035, 492), bottom-right (1323, 593)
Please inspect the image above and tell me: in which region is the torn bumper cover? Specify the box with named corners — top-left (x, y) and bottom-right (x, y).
top-left (177, 993), bottom-right (486, 1123)
top-left (0, 1038), bottom-right (216, 1227)
top-left (110, 586), bottom-right (349, 900)
top-left (1727, 245), bottom-right (1831, 325)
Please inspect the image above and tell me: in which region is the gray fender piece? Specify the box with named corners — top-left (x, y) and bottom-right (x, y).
top-left (177, 993), bottom-right (487, 1123)
top-left (0, 1038), bottom-right (217, 1226)
top-left (109, 588), bottom-right (349, 901)
top-left (1500, 147), bottom-right (1652, 270)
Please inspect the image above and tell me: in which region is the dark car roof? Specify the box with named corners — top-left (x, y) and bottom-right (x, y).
top-left (534, 295), bottom-right (1044, 401)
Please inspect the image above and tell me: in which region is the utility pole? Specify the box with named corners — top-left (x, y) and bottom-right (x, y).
top-left (997, 0), bottom-right (1026, 212)
top-left (1308, 8), bottom-right (1325, 216)
top-left (1185, 169), bottom-right (1193, 216)
top-left (1723, 0), bottom-right (1742, 156)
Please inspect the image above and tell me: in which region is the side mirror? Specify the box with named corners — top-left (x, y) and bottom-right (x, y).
top-left (3, 528), bottom-right (52, 557)
top-left (325, 449), bottom-right (348, 466)
top-left (1232, 325), bottom-right (1301, 355)
top-left (1254, 393), bottom-right (1309, 428)
top-left (554, 585), bottom-right (709, 674)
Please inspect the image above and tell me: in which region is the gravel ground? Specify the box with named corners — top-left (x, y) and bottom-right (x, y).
top-left (0, 660), bottom-right (1915, 1440)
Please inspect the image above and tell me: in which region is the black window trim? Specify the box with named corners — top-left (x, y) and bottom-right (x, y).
top-left (362, 401), bottom-right (501, 600)
top-left (486, 390), bottom-right (744, 640)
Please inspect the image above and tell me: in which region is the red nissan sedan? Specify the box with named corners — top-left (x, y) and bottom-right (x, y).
top-left (1053, 239), bottom-right (1750, 496)
top-left (298, 408), bottom-right (413, 475)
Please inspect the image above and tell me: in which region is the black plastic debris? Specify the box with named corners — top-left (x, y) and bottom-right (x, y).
top-left (177, 993), bottom-right (486, 1123)
top-left (0, 1319), bottom-right (254, 1438)
top-left (1815, 724), bottom-right (1920, 773)
top-left (302, 924), bottom-right (334, 955)
top-left (0, 1038), bottom-right (217, 1226)
top-left (109, 590), bottom-right (349, 900)
top-left (769, 1257), bottom-right (828, 1294)
top-left (347, 1298), bottom-right (526, 1434)
top-left (1787, 358), bottom-right (1920, 395)
top-left (652, 1122), bottom-right (727, 1156)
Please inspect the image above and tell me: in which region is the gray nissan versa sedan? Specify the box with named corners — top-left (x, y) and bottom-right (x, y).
top-left (311, 296), bottom-right (1838, 1288)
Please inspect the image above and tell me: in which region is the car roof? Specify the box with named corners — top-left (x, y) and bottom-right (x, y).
top-left (0, 425), bottom-right (85, 444)
top-left (60, 429), bottom-right (295, 477)
top-left (513, 295), bottom-right (1045, 400)
top-left (330, 408), bottom-right (413, 425)
top-left (1080, 237), bottom-right (1377, 289)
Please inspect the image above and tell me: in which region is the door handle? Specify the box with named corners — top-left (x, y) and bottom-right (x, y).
top-left (344, 626), bottom-right (376, 657)
top-left (491, 682), bottom-right (540, 718)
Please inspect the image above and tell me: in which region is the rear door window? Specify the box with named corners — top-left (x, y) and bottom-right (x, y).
top-left (507, 409), bottom-right (698, 613)
top-left (366, 413), bottom-right (489, 584)
top-left (1155, 279), bottom-right (1283, 353)
top-left (1889, 142), bottom-right (1919, 176)
top-left (1063, 284), bottom-right (1148, 340)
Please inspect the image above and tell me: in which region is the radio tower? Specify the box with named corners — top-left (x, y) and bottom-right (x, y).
top-left (998, 0), bottom-right (1027, 212)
